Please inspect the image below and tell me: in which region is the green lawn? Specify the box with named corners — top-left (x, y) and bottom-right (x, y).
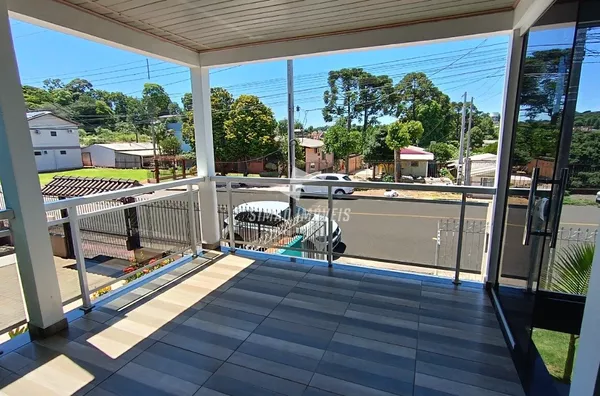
top-left (39, 168), bottom-right (150, 186)
top-left (532, 328), bottom-right (579, 383)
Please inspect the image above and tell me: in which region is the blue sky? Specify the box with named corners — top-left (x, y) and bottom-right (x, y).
top-left (9, 19), bottom-right (599, 127)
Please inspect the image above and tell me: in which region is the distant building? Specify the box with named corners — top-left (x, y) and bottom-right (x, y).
top-left (490, 112), bottom-right (501, 124)
top-left (297, 138), bottom-right (334, 173)
top-left (376, 146), bottom-right (434, 178)
top-left (27, 111), bottom-right (82, 172)
top-left (167, 121), bottom-right (192, 152)
top-left (81, 142), bottom-right (155, 168)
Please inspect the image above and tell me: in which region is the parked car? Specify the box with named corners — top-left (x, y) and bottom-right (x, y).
top-left (294, 173), bottom-right (354, 195)
top-left (223, 201), bottom-right (342, 250)
top-left (596, 191), bottom-right (600, 205)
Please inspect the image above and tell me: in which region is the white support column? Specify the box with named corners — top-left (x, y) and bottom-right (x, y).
top-left (0, 0), bottom-right (66, 336)
top-left (191, 67), bottom-right (220, 248)
top-left (570, 231), bottom-right (600, 396)
top-left (486, 29), bottom-right (525, 285)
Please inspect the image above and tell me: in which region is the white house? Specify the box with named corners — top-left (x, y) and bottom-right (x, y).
top-left (27, 111), bottom-right (82, 172)
top-left (81, 142), bottom-right (155, 168)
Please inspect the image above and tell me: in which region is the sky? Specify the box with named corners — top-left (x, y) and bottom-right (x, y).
top-left (8, 18), bottom-right (599, 127)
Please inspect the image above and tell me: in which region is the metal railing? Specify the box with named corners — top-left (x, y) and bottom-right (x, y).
top-left (213, 175), bottom-right (496, 281)
top-left (41, 177), bottom-right (205, 311)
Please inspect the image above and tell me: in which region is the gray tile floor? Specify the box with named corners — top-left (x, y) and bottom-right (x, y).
top-left (0, 253), bottom-right (525, 396)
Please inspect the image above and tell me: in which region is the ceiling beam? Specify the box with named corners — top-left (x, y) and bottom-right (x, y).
top-left (199, 9), bottom-right (513, 67)
top-left (513, 0), bottom-right (556, 34)
top-left (7, 0), bottom-right (200, 67)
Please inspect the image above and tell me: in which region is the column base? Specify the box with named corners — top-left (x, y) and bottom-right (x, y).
top-left (28, 318), bottom-right (68, 340)
top-left (202, 242), bottom-right (221, 250)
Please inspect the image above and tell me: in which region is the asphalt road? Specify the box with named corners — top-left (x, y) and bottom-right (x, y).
top-left (216, 189), bottom-right (600, 272)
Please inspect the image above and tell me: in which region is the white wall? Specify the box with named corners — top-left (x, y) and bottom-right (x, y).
top-left (33, 148), bottom-right (82, 172)
top-left (81, 145), bottom-right (116, 167)
top-left (401, 160), bottom-right (428, 177)
top-left (29, 114), bottom-right (79, 148)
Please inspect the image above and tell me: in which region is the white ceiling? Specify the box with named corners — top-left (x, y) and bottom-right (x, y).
top-left (61, 0), bottom-right (515, 52)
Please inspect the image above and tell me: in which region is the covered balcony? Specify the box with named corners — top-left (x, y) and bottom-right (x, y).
top-left (1, 0), bottom-right (600, 395)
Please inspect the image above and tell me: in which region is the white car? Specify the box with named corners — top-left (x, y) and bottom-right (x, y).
top-left (596, 191), bottom-right (600, 205)
top-left (223, 201), bottom-right (342, 250)
top-left (294, 173), bottom-right (354, 196)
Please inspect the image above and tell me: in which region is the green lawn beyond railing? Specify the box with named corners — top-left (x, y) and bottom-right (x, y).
top-left (38, 168), bottom-right (150, 186)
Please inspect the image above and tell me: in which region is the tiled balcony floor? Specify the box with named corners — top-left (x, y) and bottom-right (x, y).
top-left (0, 253), bottom-right (524, 396)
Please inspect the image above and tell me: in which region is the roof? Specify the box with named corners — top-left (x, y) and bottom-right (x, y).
top-left (120, 149), bottom-right (156, 157)
top-left (26, 111), bottom-right (52, 120)
top-left (297, 138), bottom-right (324, 149)
top-left (450, 153), bottom-right (497, 166)
top-left (41, 176), bottom-right (142, 198)
top-left (399, 146), bottom-right (434, 161)
top-left (92, 142), bottom-right (154, 151)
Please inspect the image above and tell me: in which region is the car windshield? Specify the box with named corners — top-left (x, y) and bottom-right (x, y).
top-left (343, 176), bottom-right (351, 181)
top-left (280, 205), bottom-right (313, 224)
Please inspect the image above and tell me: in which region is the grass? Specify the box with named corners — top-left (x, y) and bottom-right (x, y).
top-left (563, 196), bottom-right (598, 206)
top-left (38, 168), bottom-right (150, 186)
top-left (532, 328), bottom-right (579, 383)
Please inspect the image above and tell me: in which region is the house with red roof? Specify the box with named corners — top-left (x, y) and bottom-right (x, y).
top-left (375, 146), bottom-right (434, 178)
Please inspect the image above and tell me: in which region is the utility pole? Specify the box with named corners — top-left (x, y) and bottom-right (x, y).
top-left (465, 97), bottom-right (474, 186)
top-left (146, 59), bottom-right (151, 79)
top-left (457, 92), bottom-right (467, 185)
top-left (287, 60), bottom-right (296, 217)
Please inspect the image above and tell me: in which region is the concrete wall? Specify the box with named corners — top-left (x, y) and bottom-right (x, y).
top-left (305, 147), bottom-right (333, 173)
top-left (81, 145), bottom-right (116, 167)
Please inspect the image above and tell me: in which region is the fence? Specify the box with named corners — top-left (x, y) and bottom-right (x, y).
top-left (217, 203), bottom-right (328, 260)
top-left (436, 219), bottom-right (489, 273)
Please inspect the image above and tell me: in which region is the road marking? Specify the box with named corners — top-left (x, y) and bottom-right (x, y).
top-left (349, 212), bottom-right (598, 227)
top-left (349, 212), bottom-right (484, 221)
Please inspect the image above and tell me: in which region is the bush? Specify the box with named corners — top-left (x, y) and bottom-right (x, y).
top-left (259, 171), bottom-right (279, 178)
top-left (382, 174), bottom-right (394, 183)
top-left (439, 167), bottom-right (455, 180)
top-left (265, 162), bottom-right (278, 171)
top-left (570, 171), bottom-right (600, 189)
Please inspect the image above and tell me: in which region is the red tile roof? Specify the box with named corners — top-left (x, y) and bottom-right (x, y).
top-left (41, 176), bottom-right (142, 198)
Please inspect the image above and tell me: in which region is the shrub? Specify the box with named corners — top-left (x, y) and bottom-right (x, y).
top-left (439, 167), bottom-right (455, 181)
top-left (264, 162), bottom-right (278, 171)
top-left (259, 171), bottom-right (279, 178)
top-left (382, 174), bottom-right (394, 183)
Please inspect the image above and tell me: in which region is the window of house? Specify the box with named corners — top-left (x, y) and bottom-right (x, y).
top-left (314, 148), bottom-right (318, 154)
top-left (411, 161), bottom-right (419, 167)
top-left (60, 150), bottom-right (67, 155)
top-left (50, 131), bottom-right (57, 137)
top-left (321, 151), bottom-right (326, 160)
top-left (34, 151), bottom-right (42, 156)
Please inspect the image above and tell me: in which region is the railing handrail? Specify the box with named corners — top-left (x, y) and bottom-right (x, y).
top-left (211, 175), bottom-right (496, 195)
top-left (44, 176), bottom-right (205, 211)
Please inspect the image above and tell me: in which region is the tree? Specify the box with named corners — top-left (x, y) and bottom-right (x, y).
top-left (386, 120), bottom-right (424, 181)
top-left (43, 78), bottom-right (64, 91)
top-left (323, 68), bottom-right (364, 132)
top-left (468, 126), bottom-right (485, 149)
top-left (160, 135), bottom-right (182, 156)
top-left (182, 93), bottom-right (193, 112)
top-left (323, 120), bottom-right (362, 174)
top-left (551, 243), bottom-right (594, 383)
top-left (520, 49), bottom-right (571, 122)
top-left (357, 73), bottom-right (394, 135)
top-left (65, 78), bottom-right (93, 100)
top-left (224, 95), bottom-right (278, 174)
top-left (142, 83), bottom-right (171, 117)
top-left (363, 126), bottom-right (393, 178)
top-left (22, 85), bottom-right (52, 109)
top-left (429, 142), bottom-right (457, 164)
top-left (69, 96), bottom-right (114, 132)
top-left (168, 102), bottom-right (182, 116)
top-left (395, 72), bottom-right (453, 146)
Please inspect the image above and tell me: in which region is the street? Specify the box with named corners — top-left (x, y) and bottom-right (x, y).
top-left (216, 189), bottom-right (600, 273)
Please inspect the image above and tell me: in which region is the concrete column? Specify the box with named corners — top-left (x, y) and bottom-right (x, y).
top-left (0, 0), bottom-right (66, 337)
top-left (190, 67), bottom-right (220, 248)
top-left (486, 29), bottom-right (525, 286)
top-left (570, 231), bottom-right (600, 396)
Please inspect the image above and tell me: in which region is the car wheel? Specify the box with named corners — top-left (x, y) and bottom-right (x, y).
top-left (334, 189), bottom-right (345, 195)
